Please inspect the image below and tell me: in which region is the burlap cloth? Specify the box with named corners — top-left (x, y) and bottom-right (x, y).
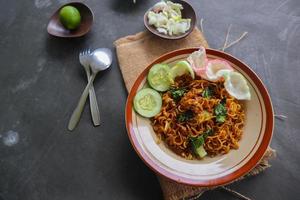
top-left (114, 27), bottom-right (276, 200)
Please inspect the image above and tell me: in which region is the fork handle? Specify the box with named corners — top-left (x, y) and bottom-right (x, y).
top-left (68, 73), bottom-right (97, 131)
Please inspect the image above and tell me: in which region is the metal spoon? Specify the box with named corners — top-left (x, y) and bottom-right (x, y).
top-left (68, 48), bottom-right (113, 131)
top-left (79, 49), bottom-right (100, 126)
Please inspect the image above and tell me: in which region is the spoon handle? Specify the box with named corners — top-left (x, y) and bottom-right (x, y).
top-left (85, 70), bottom-right (100, 126)
top-left (89, 84), bottom-right (101, 126)
top-left (68, 73), bottom-right (97, 131)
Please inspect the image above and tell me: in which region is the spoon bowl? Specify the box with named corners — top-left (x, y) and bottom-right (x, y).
top-left (90, 48), bottom-right (113, 73)
top-left (47, 2), bottom-right (94, 38)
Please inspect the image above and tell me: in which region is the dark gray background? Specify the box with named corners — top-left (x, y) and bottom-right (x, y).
top-left (0, 0), bottom-right (299, 199)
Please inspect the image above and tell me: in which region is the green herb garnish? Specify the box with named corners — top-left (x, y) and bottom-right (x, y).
top-left (190, 129), bottom-right (214, 146)
top-left (202, 86), bottom-right (214, 98)
top-left (214, 98), bottom-right (227, 123)
top-left (177, 110), bottom-right (193, 122)
top-left (190, 129), bottom-right (214, 158)
top-left (202, 129), bottom-right (214, 138)
top-left (170, 87), bottom-right (187, 101)
top-left (190, 135), bottom-right (205, 147)
top-left (216, 115), bottom-right (226, 123)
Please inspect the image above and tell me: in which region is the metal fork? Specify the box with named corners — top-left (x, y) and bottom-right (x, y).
top-left (79, 49), bottom-right (100, 126)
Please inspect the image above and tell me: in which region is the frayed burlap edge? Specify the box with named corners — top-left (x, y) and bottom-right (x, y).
top-left (158, 148), bottom-right (276, 200)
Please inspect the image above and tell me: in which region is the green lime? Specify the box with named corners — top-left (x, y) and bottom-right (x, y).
top-left (59, 6), bottom-right (81, 30)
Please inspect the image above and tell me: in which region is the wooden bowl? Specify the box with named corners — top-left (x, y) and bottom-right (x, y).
top-left (144, 0), bottom-right (196, 40)
top-left (125, 48), bottom-right (274, 186)
top-left (47, 2), bottom-right (93, 38)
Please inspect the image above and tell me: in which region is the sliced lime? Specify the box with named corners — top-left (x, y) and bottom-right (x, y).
top-left (171, 60), bottom-right (195, 79)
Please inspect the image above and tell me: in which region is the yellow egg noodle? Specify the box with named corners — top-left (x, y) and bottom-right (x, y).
top-left (151, 75), bottom-right (245, 159)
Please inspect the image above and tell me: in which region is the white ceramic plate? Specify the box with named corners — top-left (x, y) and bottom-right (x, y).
top-left (125, 48), bottom-right (274, 186)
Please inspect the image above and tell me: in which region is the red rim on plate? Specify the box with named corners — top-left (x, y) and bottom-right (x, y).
top-left (125, 48), bottom-right (274, 187)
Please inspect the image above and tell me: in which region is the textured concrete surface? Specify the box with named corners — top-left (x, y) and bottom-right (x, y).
top-left (0, 0), bottom-right (299, 199)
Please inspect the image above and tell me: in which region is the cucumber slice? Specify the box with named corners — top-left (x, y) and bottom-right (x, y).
top-left (147, 64), bottom-right (173, 92)
top-left (133, 88), bottom-right (162, 118)
top-left (171, 60), bottom-right (195, 79)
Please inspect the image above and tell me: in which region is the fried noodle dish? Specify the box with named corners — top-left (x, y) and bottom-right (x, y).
top-left (151, 74), bottom-right (245, 159)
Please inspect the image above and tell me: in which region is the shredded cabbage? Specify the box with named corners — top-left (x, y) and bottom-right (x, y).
top-left (166, 1), bottom-right (183, 14)
top-left (152, 1), bottom-right (167, 11)
top-left (148, 11), bottom-right (168, 27)
top-left (157, 27), bottom-right (168, 35)
top-left (147, 1), bottom-right (191, 36)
